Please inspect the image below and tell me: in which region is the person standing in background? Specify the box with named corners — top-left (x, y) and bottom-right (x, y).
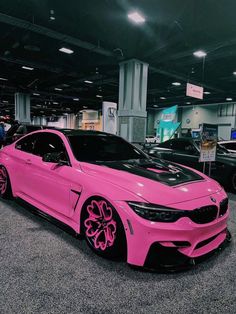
top-left (0, 121), bottom-right (6, 148)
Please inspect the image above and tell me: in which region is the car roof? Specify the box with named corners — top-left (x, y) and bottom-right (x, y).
top-left (219, 140), bottom-right (236, 144)
top-left (50, 128), bottom-right (114, 137)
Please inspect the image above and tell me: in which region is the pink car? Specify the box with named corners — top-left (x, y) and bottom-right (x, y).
top-left (0, 129), bottom-right (231, 270)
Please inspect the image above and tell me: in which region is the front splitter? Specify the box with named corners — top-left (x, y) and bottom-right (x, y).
top-left (131, 229), bottom-right (232, 273)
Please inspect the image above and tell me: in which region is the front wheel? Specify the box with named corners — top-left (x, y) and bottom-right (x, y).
top-left (0, 165), bottom-right (12, 199)
top-left (82, 197), bottom-right (126, 260)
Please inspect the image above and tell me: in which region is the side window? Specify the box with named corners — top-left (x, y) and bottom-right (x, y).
top-left (16, 125), bottom-right (26, 135)
top-left (34, 133), bottom-right (69, 161)
top-left (172, 141), bottom-right (196, 154)
top-left (225, 143), bottom-right (236, 150)
top-left (159, 140), bottom-right (172, 148)
top-left (15, 134), bottom-right (38, 154)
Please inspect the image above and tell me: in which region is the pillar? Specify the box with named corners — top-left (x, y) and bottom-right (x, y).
top-left (118, 59), bottom-right (149, 143)
top-left (15, 93), bottom-right (31, 123)
top-left (66, 114), bottom-right (76, 129)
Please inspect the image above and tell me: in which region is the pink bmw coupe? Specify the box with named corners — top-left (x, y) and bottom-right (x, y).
top-left (0, 129), bottom-right (231, 270)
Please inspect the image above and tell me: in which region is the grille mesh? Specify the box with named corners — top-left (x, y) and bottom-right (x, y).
top-left (189, 205), bottom-right (218, 224)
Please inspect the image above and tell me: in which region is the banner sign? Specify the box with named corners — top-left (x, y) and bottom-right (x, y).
top-left (159, 120), bottom-right (181, 143)
top-left (199, 123), bottom-right (218, 162)
top-left (156, 105), bottom-right (181, 142)
top-left (102, 101), bottom-right (117, 135)
top-left (186, 83), bottom-right (204, 100)
top-left (161, 105), bottom-right (178, 121)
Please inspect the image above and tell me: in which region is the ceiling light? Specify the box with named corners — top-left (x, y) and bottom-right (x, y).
top-left (33, 93), bottom-right (40, 96)
top-left (50, 16), bottom-right (55, 21)
top-left (84, 80), bottom-right (93, 84)
top-left (186, 102), bottom-right (191, 104)
top-left (59, 47), bottom-right (74, 54)
top-left (204, 91), bottom-right (211, 95)
top-left (160, 97), bottom-right (166, 100)
top-left (2, 100), bottom-right (8, 103)
top-left (96, 95), bottom-right (102, 98)
top-left (172, 82), bottom-right (181, 86)
top-left (233, 72), bottom-right (236, 75)
top-left (83, 106), bottom-right (88, 109)
top-left (22, 66), bottom-right (34, 71)
top-left (128, 11), bottom-right (145, 24)
top-left (54, 88), bottom-right (62, 91)
top-left (73, 98), bottom-right (79, 101)
top-left (0, 77), bottom-right (8, 81)
top-left (53, 102), bottom-right (59, 104)
top-left (226, 98), bottom-right (233, 101)
top-left (193, 50), bottom-right (207, 58)
top-left (153, 105), bottom-right (158, 108)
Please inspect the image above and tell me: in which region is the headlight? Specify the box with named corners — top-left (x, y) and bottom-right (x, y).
top-left (127, 201), bottom-right (185, 222)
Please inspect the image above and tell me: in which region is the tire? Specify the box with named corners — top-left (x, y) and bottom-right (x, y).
top-left (231, 172), bottom-right (236, 193)
top-left (82, 197), bottom-right (127, 260)
top-left (0, 165), bottom-right (12, 199)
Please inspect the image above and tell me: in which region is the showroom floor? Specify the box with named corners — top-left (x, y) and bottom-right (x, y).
top-left (0, 196), bottom-right (236, 314)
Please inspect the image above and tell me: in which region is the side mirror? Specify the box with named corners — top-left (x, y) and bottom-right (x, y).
top-left (42, 152), bottom-right (69, 166)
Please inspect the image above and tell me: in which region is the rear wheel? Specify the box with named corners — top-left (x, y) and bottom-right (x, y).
top-left (231, 172), bottom-right (236, 193)
top-left (82, 197), bottom-right (126, 260)
top-left (0, 166), bottom-right (12, 199)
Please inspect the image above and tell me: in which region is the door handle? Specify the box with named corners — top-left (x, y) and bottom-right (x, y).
top-left (25, 159), bottom-right (32, 165)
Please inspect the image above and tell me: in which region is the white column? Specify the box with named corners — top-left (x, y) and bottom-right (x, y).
top-left (15, 93), bottom-right (31, 123)
top-left (118, 59), bottom-right (149, 143)
top-left (66, 114), bottom-right (76, 129)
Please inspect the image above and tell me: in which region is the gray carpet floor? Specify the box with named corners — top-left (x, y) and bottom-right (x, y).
top-left (0, 194), bottom-right (236, 314)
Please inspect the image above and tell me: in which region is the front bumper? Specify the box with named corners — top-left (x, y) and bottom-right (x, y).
top-left (143, 229), bottom-right (231, 271)
top-left (114, 191), bottom-right (230, 268)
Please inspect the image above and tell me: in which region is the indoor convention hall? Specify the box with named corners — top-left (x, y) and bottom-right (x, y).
top-left (0, 1), bottom-right (236, 313)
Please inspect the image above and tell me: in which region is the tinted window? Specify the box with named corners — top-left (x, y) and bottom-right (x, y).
top-left (222, 143), bottom-right (236, 150)
top-left (26, 125), bottom-right (42, 132)
top-left (15, 133), bottom-right (38, 153)
top-left (172, 140), bottom-right (197, 153)
top-left (34, 133), bottom-right (67, 158)
top-left (68, 135), bottom-right (146, 162)
top-left (158, 140), bottom-right (172, 148)
top-left (16, 125), bottom-right (26, 134)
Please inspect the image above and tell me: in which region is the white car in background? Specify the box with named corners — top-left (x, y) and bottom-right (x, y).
top-left (145, 135), bottom-right (158, 143)
top-left (218, 140), bottom-right (236, 153)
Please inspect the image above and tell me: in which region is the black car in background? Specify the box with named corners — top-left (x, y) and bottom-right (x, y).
top-left (143, 138), bottom-right (236, 192)
top-left (5, 124), bottom-right (55, 145)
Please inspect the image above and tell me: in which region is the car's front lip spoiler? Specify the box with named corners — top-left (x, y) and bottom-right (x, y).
top-left (132, 229), bottom-right (232, 273)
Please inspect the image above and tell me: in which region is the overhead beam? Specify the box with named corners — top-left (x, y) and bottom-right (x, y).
top-left (0, 13), bottom-right (118, 58)
top-left (149, 66), bottom-right (224, 93)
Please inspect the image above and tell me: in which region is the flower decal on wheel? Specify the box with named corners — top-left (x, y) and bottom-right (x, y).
top-left (0, 167), bottom-right (7, 194)
top-left (84, 200), bottom-right (117, 251)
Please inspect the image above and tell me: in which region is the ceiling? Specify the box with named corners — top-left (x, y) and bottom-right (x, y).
top-left (1, 0), bottom-right (236, 117)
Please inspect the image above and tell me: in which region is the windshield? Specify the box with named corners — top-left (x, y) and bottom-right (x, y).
top-left (68, 134), bottom-right (147, 162)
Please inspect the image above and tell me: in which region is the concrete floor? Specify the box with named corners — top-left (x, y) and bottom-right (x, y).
top-left (0, 195), bottom-right (236, 314)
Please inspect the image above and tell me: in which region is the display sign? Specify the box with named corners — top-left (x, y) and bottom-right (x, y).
top-left (102, 101), bottom-right (117, 135)
top-left (159, 120), bottom-right (181, 142)
top-left (199, 123), bottom-right (218, 162)
top-left (186, 83), bottom-right (204, 100)
top-left (156, 105), bottom-right (181, 142)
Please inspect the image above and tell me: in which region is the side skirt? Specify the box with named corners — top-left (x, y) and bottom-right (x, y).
top-left (16, 197), bottom-right (82, 239)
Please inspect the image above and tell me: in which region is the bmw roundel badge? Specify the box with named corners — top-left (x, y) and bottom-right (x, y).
top-left (210, 197), bottom-right (217, 203)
